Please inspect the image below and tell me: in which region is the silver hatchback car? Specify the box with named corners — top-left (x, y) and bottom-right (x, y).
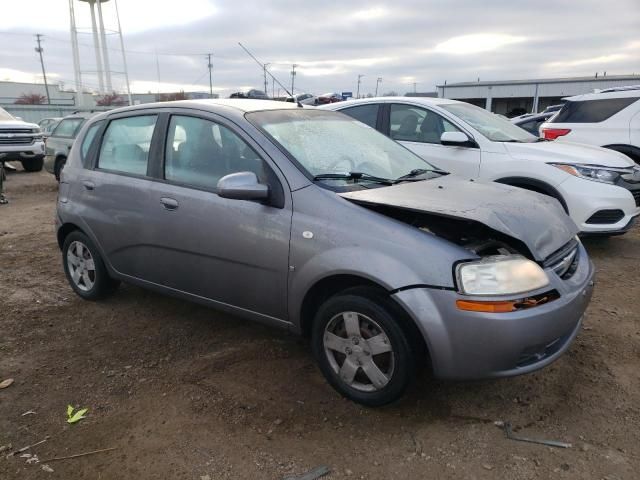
top-left (56, 100), bottom-right (594, 406)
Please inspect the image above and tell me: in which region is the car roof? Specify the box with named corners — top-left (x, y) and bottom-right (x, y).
top-left (106, 99), bottom-right (300, 116)
top-left (324, 96), bottom-right (460, 109)
top-left (563, 89), bottom-right (640, 102)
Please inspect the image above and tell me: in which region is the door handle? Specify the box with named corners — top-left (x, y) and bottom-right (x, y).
top-left (83, 181), bottom-right (95, 190)
top-left (160, 197), bottom-right (179, 210)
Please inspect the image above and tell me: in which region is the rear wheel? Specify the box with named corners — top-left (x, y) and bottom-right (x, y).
top-left (21, 156), bottom-right (44, 172)
top-left (62, 231), bottom-right (119, 300)
top-left (312, 288), bottom-right (416, 406)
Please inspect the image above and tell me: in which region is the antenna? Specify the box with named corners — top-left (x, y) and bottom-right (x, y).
top-left (237, 42), bottom-right (292, 97)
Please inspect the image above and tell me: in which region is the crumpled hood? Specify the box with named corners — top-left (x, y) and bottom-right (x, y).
top-left (504, 140), bottom-right (634, 168)
top-left (339, 176), bottom-right (578, 261)
top-left (0, 120), bottom-right (39, 130)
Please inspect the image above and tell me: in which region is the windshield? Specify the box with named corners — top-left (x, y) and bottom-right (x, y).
top-left (0, 107), bottom-right (15, 121)
top-left (247, 109), bottom-right (436, 186)
top-left (441, 103), bottom-right (537, 143)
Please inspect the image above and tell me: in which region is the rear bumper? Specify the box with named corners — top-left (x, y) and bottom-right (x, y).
top-left (392, 243), bottom-right (594, 380)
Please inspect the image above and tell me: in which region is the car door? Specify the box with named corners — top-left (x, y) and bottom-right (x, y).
top-left (144, 111), bottom-right (292, 321)
top-left (75, 112), bottom-right (162, 280)
top-left (386, 103), bottom-right (481, 176)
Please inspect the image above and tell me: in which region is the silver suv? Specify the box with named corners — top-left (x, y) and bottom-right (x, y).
top-left (56, 100), bottom-right (594, 405)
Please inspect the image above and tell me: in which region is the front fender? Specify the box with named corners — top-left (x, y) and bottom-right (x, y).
top-left (287, 246), bottom-right (450, 328)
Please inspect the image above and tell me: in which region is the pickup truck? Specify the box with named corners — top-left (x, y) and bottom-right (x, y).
top-left (0, 107), bottom-right (45, 172)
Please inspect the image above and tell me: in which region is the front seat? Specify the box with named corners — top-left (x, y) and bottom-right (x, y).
top-left (419, 114), bottom-right (443, 143)
top-left (396, 114), bottom-right (418, 140)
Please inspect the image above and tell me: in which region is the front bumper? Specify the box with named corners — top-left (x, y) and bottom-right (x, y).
top-left (392, 243), bottom-right (594, 380)
top-left (559, 176), bottom-right (640, 234)
top-left (0, 140), bottom-right (45, 159)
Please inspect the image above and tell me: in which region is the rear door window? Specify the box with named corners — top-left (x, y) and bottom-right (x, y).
top-left (98, 115), bottom-right (157, 176)
top-left (552, 97), bottom-right (639, 123)
top-left (340, 104), bottom-right (380, 129)
top-left (53, 118), bottom-right (84, 138)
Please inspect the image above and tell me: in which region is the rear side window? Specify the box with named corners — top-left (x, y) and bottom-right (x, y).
top-left (341, 104), bottom-right (380, 129)
top-left (98, 115), bottom-right (157, 176)
top-left (80, 121), bottom-right (103, 166)
top-left (53, 118), bottom-right (84, 138)
top-left (552, 97), bottom-right (639, 123)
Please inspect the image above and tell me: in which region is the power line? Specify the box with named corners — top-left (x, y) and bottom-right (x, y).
top-left (34, 34), bottom-right (51, 104)
top-left (237, 42), bottom-right (292, 96)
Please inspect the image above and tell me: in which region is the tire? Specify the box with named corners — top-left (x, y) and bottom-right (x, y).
top-left (311, 287), bottom-right (416, 406)
top-left (54, 157), bottom-right (66, 182)
top-left (21, 156), bottom-right (44, 172)
top-left (62, 231), bottom-right (119, 300)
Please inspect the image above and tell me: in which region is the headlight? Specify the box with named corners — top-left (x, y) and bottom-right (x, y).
top-left (456, 255), bottom-right (549, 296)
top-left (550, 163), bottom-right (622, 184)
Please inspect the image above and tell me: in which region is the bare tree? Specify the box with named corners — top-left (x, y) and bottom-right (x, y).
top-left (14, 93), bottom-right (47, 105)
top-left (96, 93), bottom-right (126, 106)
top-left (158, 91), bottom-right (188, 102)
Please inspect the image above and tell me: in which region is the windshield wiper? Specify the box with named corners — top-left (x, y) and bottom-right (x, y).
top-left (394, 168), bottom-right (448, 182)
top-left (313, 171), bottom-right (394, 185)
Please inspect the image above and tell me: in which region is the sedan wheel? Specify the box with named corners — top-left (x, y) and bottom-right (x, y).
top-left (324, 311), bottom-right (394, 392)
top-left (62, 231), bottom-right (119, 300)
top-left (312, 288), bottom-right (416, 406)
top-left (66, 240), bottom-right (96, 291)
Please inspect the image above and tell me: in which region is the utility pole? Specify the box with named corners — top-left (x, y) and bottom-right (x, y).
top-left (207, 53), bottom-right (214, 98)
top-left (356, 74), bottom-right (364, 98)
top-left (290, 64), bottom-right (298, 95)
top-left (34, 34), bottom-right (51, 104)
top-left (263, 63), bottom-right (270, 95)
top-left (375, 77), bottom-right (382, 97)
top-left (413, 82), bottom-right (417, 93)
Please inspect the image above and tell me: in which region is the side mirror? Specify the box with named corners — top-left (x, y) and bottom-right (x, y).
top-left (440, 131), bottom-right (476, 147)
top-left (217, 171), bottom-right (269, 201)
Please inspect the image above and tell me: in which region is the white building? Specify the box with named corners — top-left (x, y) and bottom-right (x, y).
top-left (436, 74), bottom-right (640, 116)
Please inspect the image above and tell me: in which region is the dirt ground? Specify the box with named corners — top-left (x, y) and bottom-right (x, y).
top-left (0, 167), bottom-right (639, 480)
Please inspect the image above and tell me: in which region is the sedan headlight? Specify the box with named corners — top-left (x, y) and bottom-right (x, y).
top-left (550, 163), bottom-right (624, 184)
top-left (456, 255), bottom-right (549, 296)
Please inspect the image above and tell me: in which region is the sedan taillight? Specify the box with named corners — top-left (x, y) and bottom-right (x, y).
top-left (542, 128), bottom-right (571, 140)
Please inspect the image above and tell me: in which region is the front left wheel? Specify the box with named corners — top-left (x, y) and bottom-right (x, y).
top-left (62, 231), bottom-right (119, 300)
top-left (21, 156), bottom-right (44, 172)
top-left (312, 288), bottom-right (416, 406)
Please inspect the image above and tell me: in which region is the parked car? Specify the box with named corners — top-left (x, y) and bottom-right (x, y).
top-left (44, 112), bottom-right (97, 180)
top-left (0, 107), bottom-right (45, 172)
top-left (56, 99), bottom-right (594, 406)
top-left (323, 97), bottom-right (640, 235)
top-left (229, 89), bottom-right (270, 100)
top-left (317, 92), bottom-right (343, 104)
top-left (512, 111), bottom-right (556, 136)
top-left (540, 87), bottom-right (640, 164)
top-left (285, 93), bottom-right (318, 105)
top-left (38, 117), bottom-right (63, 137)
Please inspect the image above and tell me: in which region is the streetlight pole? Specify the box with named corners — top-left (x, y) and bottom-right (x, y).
top-left (356, 74), bottom-right (364, 98)
top-left (375, 77), bottom-right (382, 97)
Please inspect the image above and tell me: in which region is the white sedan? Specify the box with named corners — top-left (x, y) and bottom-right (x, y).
top-left (321, 97), bottom-right (640, 235)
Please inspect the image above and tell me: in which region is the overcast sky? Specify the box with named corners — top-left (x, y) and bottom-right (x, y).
top-left (1, 0), bottom-right (639, 98)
